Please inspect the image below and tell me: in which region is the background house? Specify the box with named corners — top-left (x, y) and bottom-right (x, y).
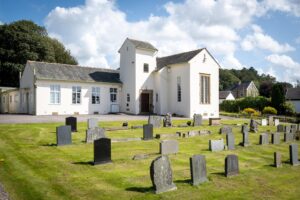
top-left (230, 81), bottom-right (259, 99)
top-left (286, 87), bottom-right (300, 113)
top-left (219, 91), bottom-right (235, 103)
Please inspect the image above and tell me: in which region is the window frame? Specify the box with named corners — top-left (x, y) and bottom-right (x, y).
top-left (50, 85), bottom-right (61, 105)
top-left (143, 63), bottom-right (149, 73)
top-left (110, 88), bottom-right (117, 103)
top-left (177, 76), bottom-right (181, 102)
top-left (91, 87), bottom-right (100, 104)
top-left (199, 73), bottom-right (211, 104)
top-left (127, 93), bottom-right (130, 102)
top-left (72, 86), bottom-right (81, 104)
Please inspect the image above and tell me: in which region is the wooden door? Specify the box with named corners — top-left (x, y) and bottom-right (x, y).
top-left (140, 93), bottom-right (150, 113)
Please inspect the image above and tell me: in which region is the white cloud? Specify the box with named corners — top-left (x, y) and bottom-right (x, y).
top-left (265, 54), bottom-right (300, 69)
top-left (241, 25), bottom-right (295, 53)
top-left (262, 0), bottom-right (300, 17)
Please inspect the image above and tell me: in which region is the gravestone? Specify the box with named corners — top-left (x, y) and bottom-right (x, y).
top-left (163, 113), bottom-right (172, 127)
top-left (225, 154), bottom-right (239, 177)
top-left (271, 132), bottom-right (280, 145)
top-left (190, 155), bottom-right (208, 186)
top-left (94, 138), bottom-right (112, 165)
top-left (250, 119), bottom-right (258, 133)
top-left (87, 118), bottom-right (98, 129)
top-left (148, 116), bottom-right (161, 128)
top-left (160, 140), bottom-right (179, 155)
top-left (268, 116), bottom-right (274, 126)
top-left (143, 124), bottom-right (153, 140)
top-left (291, 124), bottom-right (297, 133)
top-left (274, 119), bottom-right (280, 127)
top-left (65, 116), bottom-right (77, 132)
top-left (220, 126), bottom-right (232, 134)
top-left (188, 130), bottom-right (199, 137)
top-left (274, 152), bottom-right (282, 168)
top-left (86, 127), bottom-right (106, 143)
top-left (241, 131), bottom-right (250, 147)
top-left (199, 130), bottom-right (211, 135)
top-left (209, 118), bottom-right (221, 126)
top-left (226, 132), bottom-right (235, 150)
top-left (56, 125), bottom-right (72, 146)
top-left (277, 124), bottom-right (284, 132)
top-left (209, 139), bottom-right (224, 152)
top-left (193, 114), bottom-right (203, 126)
top-left (259, 133), bottom-right (269, 145)
top-left (285, 125), bottom-right (291, 133)
top-left (241, 124), bottom-right (249, 134)
top-left (284, 132), bottom-right (294, 142)
top-left (289, 144), bottom-right (299, 166)
top-left (261, 119), bottom-right (267, 126)
top-left (150, 155), bottom-right (177, 194)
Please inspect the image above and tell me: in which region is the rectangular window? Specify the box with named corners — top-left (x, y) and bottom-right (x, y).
top-left (72, 86), bottom-right (81, 104)
top-left (127, 93), bottom-right (130, 102)
top-left (50, 85), bottom-right (60, 104)
top-left (200, 74), bottom-right (210, 104)
top-left (110, 88), bottom-right (117, 102)
top-left (177, 76), bottom-right (181, 102)
top-left (92, 87), bottom-right (100, 104)
top-left (143, 63), bottom-right (149, 73)
top-left (156, 93), bottom-right (158, 102)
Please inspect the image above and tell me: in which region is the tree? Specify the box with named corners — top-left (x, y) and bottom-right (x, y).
top-left (219, 69), bottom-right (240, 90)
top-left (0, 20), bottom-right (77, 87)
top-left (271, 83), bottom-right (285, 114)
top-left (259, 81), bottom-right (273, 97)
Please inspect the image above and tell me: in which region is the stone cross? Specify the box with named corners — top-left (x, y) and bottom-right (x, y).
top-left (190, 155), bottom-right (208, 186)
top-left (226, 132), bottom-right (235, 150)
top-left (86, 127), bottom-right (106, 143)
top-left (274, 152), bottom-right (282, 168)
top-left (209, 139), bottom-right (224, 152)
top-left (56, 125), bottom-right (72, 146)
top-left (143, 124), bottom-right (153, 140)
top-left (160, 140), bottom-right (179, 155)
top-left (193, 114), bottom-right (203, 126)
top-left (94, 138), bottom-right (112, 165)
top-left (65, 116), bottom-right (77, 132)
top-left (271, 132), bottom-right (280, 145)
top-left (225, 154), bottom-right (239, 177)
top-left (289, 144), bottom-right (299, 166)
top-left (259, 133), bottom-right (269, 145)
top-left (87, 118), bottom-right (98, 129)
top-left (150, 155), bottom-right (177, 194)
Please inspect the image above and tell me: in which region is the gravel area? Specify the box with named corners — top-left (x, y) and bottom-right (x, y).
top-left (0, 183), bottom-right (9, 200)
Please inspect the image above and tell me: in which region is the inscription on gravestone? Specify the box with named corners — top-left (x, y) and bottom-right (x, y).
top-left (190, 155), bottom-right (208, 186)
top-left (56, 125), bottom-right (72, 146)
top-left (65, 117), bottom-right (77, 132)
top-left (160, 140), bottom-right (179, 155)
top-left (289, 144), bottom-right (299, 166)
top-left (274, 152), bottom-right (282, 168)
top-left (86, 127), bottom-right (106, 143)
top-left (193, 114), bottom-right (202, 126)
top-left (260, 133), bottom-right (269, 145)
top-left (143, 124), bottom-right (153, 140)
top-left (225, 154), bottom-right (239, 177)
top-left (277, 124), bottom-right (284, 132)
top-left (209, 139), bottom-right (224, 152)
top-left (88, 118), bottom-right (98, 129)
top-left (94, 138), bottom-right (112, 165)
top-left (220, 126), bottom-right (232, 134)
top-left (150, 155), bottom-right (177, 194)
top-left (226, 132), bottom-right (235, 150)
top-left (148, 116), bottom-right (161, 128)
top-left (271, 132), bottom-right (280, 145)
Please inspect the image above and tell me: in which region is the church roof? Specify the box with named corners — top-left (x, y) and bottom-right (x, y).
top-left (26, 61), bottom-right (121, 84)
top-left (127, 38), bottom-right (158, 51)
top-left (219, 91), bottom-right (232, 99)
top-left (286, 87), bottom-right (300, 100)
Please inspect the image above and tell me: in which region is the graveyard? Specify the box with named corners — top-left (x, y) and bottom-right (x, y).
top-left (0, 118), bottom-right (300, 199)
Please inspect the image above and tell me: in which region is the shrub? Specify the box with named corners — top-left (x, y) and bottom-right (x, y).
top-left (262, 106), bottom-right (277, 115)
top-left (282, 102), bottom-right (295, 116)
top-left (243, 108), bottom-right (256, 115)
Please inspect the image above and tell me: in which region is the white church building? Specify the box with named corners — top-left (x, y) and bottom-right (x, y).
top-left (0, 38), bottom-right (220, 118)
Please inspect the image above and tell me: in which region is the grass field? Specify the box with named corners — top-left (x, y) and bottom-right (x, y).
top-left (0, 119), bottom-right (300, 200)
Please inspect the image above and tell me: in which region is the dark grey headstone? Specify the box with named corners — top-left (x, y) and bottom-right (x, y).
top-left (150, 155), bottom-right (177, 194)
top-left (86, 127), bottom-right (106, 143)
top-left (143, 124), bottom-right (153, 140)
top-left (88, 118), bottom-right (98, 129)
top-left (241, 131), bottom-right (250, 147)
top-left (277, 124), bottom-right (284, 132)
top-left (284, 132), bottom-right (294, 142)
top-left (271, 132), bottom-right (280, 145)
top-left (250, 119), bottom-right (258, 133)
top-left (268, 116), bottom-right (274, 126)
top-left (225, 154), bottom-right (239, 177)
top-left (94, 138), bottom-right (112, 165)
top-left (160, 140), bottom-right (179, 155)
top-left (226, 132), bottom-right (235, 150)
top-left (274, 152), bottom-right (282, 168)
top-left (220, 126), bottom-right (232, 134)
top-left (259, 133), bottom-right (269, 145)
top-left (209, 139), bottom-right (224, 152)
top-left (190, 155), bottom-right (208, 186)
top-left (241, 124), bottom-right (249, 134)
top-left (289, 144), bottom-right (299, 166)
top-left (148, 116), bottom-right (161, 128)
top-left (193, 114), bottom-right (202, 126)
top-left (163, 113), bottom-right (172, 127)
top-left (65, 117), bottom-right (77, 132)
top-left (56, 125), bottom-right (72, 146)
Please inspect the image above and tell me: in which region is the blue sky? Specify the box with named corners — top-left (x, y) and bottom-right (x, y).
top-left (1, 0), bottom-right (300, 83)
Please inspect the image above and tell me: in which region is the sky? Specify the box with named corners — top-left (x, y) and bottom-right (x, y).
top-left (1, 0), bottom-right (300, 83)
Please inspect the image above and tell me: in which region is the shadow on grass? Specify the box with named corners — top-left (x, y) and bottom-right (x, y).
top-left (126, 186), bottom-right (153, 193)
top-left (41, 143), bottom-right (57, 147)
top-left (174, 179), bottom-right (190, 184)
top-left (211, 172), bottom-right (225, 177)
top-left (72, 161), bottom-right (94, 166)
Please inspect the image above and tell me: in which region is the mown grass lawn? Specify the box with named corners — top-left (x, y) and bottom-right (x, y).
top-left (0, 119), bottom-right (300, 200)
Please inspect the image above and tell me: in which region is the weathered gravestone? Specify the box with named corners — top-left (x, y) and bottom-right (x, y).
top-left (241, 131), bottom-right (250, 147)
top-left (87, 118), bottom-right (98, 129)
top-left (268, 116), bottom-right (274, 126)
top-left (284, 132), bottom-right (294, 142)
top-left (241, 124), bottom-right (249, 134)
top-left (226, 133), bottom-right (235, 150)
top-left (148, 116), bottom-right (161, 128)
top-left (261, 119), bottom-right (267, 126)
top-left (259, 133), bottom-right (269, 145)
top-left (225, 154), bottom-right (239, 177)
top-left (289, 144), bottom-right (299, 166)
top-left (56, 125), bottom-right (72, 146)
top-left (250, 119), bottom-right (258, 133)
top-left (199, 130), bottom-right (211, 135)
top-left (285, 125), bottom-right (291, 133)
top-left (86, 127), bottom-right (106, 143)
top-left (160, 140), bottom-right (179, 155)
top-left (94, 138), bottom-right (112, 165)
top-left (163, 113), bottom-right (172, 127)
top-left (190, 155), bottom-right (208, 186)
top-left (274, 152), bottom-right (282, 168)
top-left (65, 116), bottom-right (77, 132)
top-left (150, 155), bottom-right (177, 194)
top-left (188, 130), bottom-right (199, 137)
top-left (291, 124), bottom-right (297, 133)
top-left (209, 139), bottom-right (224, 152)
top-left (209, 118), bottom-right (221, 126)
top-left (193, 114), bottom-right (202, 126)
top-left (143, 124), bottom-right (154, 140)
top-left (277, 124), bottom-right (284, 132)
top-left (271, 132), bottom-right (280, 145)
top-left (274, 119), bottom-right (280, 127)
top-left (220, 126), bottom-right (232, 134)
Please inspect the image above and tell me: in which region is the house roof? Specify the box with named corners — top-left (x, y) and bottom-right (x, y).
top-left (156, 49), bottom-right (204, 70)
top-left (219, 91), bottom-right (232, 99)
top-left (230, 81), bottom-right (252, 91)
top-left (127, 38), bottom-right (158, 51)
top-left (26, 61), bottom-right (121, 84)
top-left (286, 88), bottom-right (300, 100)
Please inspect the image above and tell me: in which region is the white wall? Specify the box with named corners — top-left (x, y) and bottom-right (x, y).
top-left (0, 90), bottom-right (21, 113)
top-left (19, 64), bottom-right (35, 114)
top-left (288, 100), bottom-right (300, 113)
top-left (35, 80), bottom-right (121, 115)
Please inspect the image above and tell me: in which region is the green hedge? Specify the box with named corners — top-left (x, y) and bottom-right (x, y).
top-left (220, 96), bottom-right (271, 112)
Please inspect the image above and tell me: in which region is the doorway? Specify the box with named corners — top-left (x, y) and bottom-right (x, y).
top-left (140, 90), bottom-right (153, 114)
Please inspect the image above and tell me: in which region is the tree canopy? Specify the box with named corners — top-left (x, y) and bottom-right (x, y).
top-left (0, 20), bottom-right (77, 87)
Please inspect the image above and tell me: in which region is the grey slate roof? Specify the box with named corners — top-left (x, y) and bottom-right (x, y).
top-left (219, 91), bottom-right (232, 99)
top-left (27, 61), bottom-right (121, 84)
top-left (156, 49), bottom-right (204, 70)
top-left (229, 81), bottom-right (252, 91)
top-left (128, 38), bottom-right (158, 51)
top-left (286, 88), bottom-right (300, 100)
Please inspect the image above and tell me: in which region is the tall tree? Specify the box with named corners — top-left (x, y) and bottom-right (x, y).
top-left (271, 83), bottom-right (285, 114)
top-left (0, 20), bottom-right (77, 87)
top-left (219, 69), bottom-right (240, 90)
top-left (259, 81), bottom-right (273, 97)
